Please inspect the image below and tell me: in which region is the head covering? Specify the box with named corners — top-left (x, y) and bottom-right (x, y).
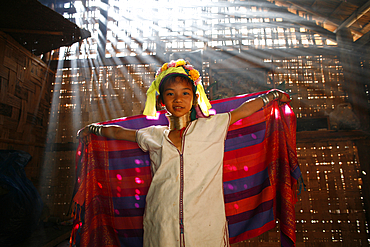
top-left (143, 59), bottom-right (212, 117)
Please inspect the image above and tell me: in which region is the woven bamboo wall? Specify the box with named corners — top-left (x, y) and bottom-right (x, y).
top-left (0, 31), bottom-right (54, 188)
top-left (266, 55), bottom-right (347, 120)
top-left (231, 133), bottom-right (370, 247)
top-left (294, 136), bottom-right (368, 246)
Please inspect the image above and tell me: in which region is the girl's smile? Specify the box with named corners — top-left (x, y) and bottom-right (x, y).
top-left (162, 77), bottom-right (195, 117)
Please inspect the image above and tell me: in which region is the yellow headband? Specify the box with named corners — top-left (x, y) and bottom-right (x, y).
top-left (143, 59), bottom-right (212, 117)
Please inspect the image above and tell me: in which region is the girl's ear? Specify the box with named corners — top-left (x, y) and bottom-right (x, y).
top-left (156, 95), bottom-right (165, 107)
top-left (193, 94), bottom-right (199, 106)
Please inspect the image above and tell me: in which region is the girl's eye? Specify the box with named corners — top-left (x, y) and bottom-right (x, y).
top-left (166, 92), bottom-right (173, 96)
top-left (183, 92), bottom-right (190, 95)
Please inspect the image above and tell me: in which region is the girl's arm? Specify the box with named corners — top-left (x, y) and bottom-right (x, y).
top-left (229, 90), bottom-right (290, 125)
top-left (78, 124), bottom-right (137, 142)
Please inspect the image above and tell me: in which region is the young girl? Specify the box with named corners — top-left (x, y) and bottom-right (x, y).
top-left (80, 59), bottom-right (290, 247)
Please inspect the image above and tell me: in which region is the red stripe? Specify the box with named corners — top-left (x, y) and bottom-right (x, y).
top-left (225, 185), bottom-right (274, 216)
top-left (223, 161), bottom-right (267, 182)
top-left (228, 110), bottom-right (266, 131)
top-left (107, 139), bottom-right (141, 151)
top-left (113, 216), bottom-right (143, 229)
top-left (223, 160), bottom-right (267, 179)
top-left (90, 138), bottom-right (140, 152)
top-left (223, 145), bottom-right (267, 181)
top-left (229, 220), bottom-right (276, 244)
top-left (224, 141), bottom-right (265, 160)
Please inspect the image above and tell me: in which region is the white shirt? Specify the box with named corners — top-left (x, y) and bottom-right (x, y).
top-left (137, 113), bottom-right (231, 247)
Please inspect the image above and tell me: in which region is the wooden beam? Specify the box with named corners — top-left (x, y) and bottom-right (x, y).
top-left (285, 0), bottom-right (340, 27)
top-left (354, 30), bottom-right (370, 48)
top-left (335, 0), bottom-right (370, 33)
top-left (272, 0), bottom-right (363, 37)
top-left (336, 28), bottom-right (370, 130)
top-left (360, 22), bottom-right (370, 34)
top-left (292, 19), bottom-right (337, 41)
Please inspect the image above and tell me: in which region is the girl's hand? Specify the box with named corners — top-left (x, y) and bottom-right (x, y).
top-left (77, 126), bottom-right (90, 138)
top-left (268, 89), bottom-right (291, 103)
top-left (77, 126), bottom-right (91, 144)
top-left (277, 90), bottom-right (291, 103)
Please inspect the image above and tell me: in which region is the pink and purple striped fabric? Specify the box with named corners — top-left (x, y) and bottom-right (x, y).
top-left (70, 91), bottom-right (301, 247)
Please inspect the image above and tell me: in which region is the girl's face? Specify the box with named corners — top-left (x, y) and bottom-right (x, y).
top-left (162, 77), bottom-right (194, 118)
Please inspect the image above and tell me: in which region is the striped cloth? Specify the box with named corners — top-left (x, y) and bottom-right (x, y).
top-left (70, 91), bottom-right (301, 247)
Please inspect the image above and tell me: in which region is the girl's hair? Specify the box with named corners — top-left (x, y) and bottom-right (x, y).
top-left (157, 76), bottom-right (197, 105)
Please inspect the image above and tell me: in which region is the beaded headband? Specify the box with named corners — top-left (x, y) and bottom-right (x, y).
top-left (143, 59), bottom-right (212, 117)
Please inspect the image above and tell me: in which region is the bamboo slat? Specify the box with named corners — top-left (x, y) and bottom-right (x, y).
top-left (0, 31), bottom-right (54, 203)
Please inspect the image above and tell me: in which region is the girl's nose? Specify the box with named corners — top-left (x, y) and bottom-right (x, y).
top-left (174, 95), bottom-right (182, 102)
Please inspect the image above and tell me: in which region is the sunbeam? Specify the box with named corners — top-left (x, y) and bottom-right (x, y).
top-left (29, 0), bottom-right (370, 246)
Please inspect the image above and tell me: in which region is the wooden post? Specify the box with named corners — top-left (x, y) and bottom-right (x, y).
top-left (336, 28), bottom-right (370, 130)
